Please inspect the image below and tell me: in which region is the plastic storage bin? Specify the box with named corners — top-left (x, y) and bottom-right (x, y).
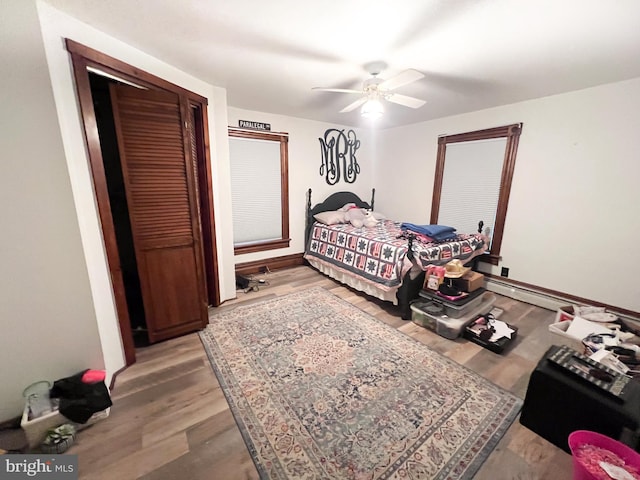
top-left (418, 288), bottom-right (487, 319)
top-left (411, 292), bottom-right (496, 339)
top-left (568, 430), bottom-right (640, 480)
top-left (410, 301), bottom-right (441, 330)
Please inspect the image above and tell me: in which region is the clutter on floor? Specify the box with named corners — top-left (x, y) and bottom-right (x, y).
top-left (411, 289), bottom-right (497, 340)
top-left (236, 273), bottom-right (270, 293)
top-left (412, 260), bottom-right (519, 351)
top-left (20, 369), bottom-right (112, 451)
top-left (549, 304), bottom-right (640, 376)
top-left (520, 345), bottom-right (640, 455)
top-left (464, 312), bottom-right (518, 354)
top-left (40, 424), bottom-right (76, 454)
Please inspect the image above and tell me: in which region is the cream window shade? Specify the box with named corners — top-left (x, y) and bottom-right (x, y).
top-left (438, 138), bottom-right (507, 247)
top-left (229, 136), bottom-right (282, 245)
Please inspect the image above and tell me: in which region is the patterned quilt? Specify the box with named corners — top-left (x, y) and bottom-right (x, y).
top-left (409, 231), bottom-right (487, 270)
top-left (304, 220), bottom-right (486, 289)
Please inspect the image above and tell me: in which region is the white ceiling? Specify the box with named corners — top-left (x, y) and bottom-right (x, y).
top-left (44, 0), bottom-right (640, 129)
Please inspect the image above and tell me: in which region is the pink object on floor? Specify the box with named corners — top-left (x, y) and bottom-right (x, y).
top-left (569, 430), bottom-right (640, 480)
top-left (81, 370), bottom-right (106, 384)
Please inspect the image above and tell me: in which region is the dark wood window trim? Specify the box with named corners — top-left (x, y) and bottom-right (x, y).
top-left (228, 128), bottom-right (290, 255)
top-left (430, 123), bottom-right (522, 266)
top-left (66, 39), bottom-right (220, 365)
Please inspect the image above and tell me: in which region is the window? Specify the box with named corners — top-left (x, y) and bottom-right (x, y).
top-left (430, 123), bottom-right (522, 265)
top-left (228, 128), bottom-right (290, 254)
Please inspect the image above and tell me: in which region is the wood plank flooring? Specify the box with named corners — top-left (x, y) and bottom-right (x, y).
top-left (68, 266), bottom-right (573, 479)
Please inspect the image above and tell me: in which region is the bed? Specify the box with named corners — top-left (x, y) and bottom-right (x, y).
top-left (304, 189), bottom-right (488, 319)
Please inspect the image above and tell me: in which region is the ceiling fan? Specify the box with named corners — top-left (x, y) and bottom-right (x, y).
top-left (312, 62), bottom-right (426, 118)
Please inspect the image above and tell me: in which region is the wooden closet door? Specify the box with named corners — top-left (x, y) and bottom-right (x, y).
top-left (109, 84), bottom-right (208, 343)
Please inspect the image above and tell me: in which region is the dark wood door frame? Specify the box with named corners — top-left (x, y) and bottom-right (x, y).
top-left (66, 39), bottom-right (220, 365)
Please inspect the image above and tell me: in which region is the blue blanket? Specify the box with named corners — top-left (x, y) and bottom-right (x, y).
top-left (401, 223), bottom-right (457, 240)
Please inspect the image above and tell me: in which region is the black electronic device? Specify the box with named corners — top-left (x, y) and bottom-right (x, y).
top-left (547, 345), bottom-right (631, 399)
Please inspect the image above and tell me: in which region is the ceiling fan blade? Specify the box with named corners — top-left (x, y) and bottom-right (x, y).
top-left (378, 69), bottom-right (424, 91)
top-left (340, 97), bottom-right (368, 113)
top-left (386, 93), bottom-right (426, 109)
top-left (312, 87), bottom-right (362, 94)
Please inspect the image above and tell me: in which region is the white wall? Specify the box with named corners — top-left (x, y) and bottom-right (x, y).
top-left (375, 78), bottom-right (640, 312)
top-left (12, 1), bottom-right (236, 421)
top-left (0, 1), bottom-right (105, 422)
top-left (227, 108), bottom-right (374, 265)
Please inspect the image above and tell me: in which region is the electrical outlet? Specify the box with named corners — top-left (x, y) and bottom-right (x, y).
top-left (501, 267), bottom-right (509, 277)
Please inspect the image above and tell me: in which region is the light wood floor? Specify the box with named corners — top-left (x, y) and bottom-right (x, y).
top-left (68, 265), bottom-right (573, 479)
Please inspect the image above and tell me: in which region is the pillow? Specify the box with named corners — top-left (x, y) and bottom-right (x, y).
top-left (371, 211), bottom-right (387, 221)
top-left (337, 203), bottom-right (357, 212)
top-left (314, 210), bottom-right (346, 225)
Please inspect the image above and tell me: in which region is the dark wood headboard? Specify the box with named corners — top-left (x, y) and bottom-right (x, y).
top-left (304, 188), bottom-right (375, 247)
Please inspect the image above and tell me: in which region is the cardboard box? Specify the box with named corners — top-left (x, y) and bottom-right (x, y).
top-left (555, 305), bottom-right (575, 324)
top-left (454, 271), bottom-right (485, 292)
top-left (550, 316), bottom-right (617, 357)
top-left (548, 318), bottom-right (585, 353)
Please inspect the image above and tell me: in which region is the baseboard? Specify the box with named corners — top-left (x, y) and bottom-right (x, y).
top-left (485, 275), bottom-right (640, 323)
top-left (235, 253), bottom-right (305, 276)
top-left (486, 278), bottom-right (568, 312)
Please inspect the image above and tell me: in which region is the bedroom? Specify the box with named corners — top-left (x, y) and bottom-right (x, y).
top-left (2, 0), bottom-right (640, 475)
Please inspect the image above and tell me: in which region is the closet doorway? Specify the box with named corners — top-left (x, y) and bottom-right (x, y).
top-left (67, 40), bottom-right (220, 365)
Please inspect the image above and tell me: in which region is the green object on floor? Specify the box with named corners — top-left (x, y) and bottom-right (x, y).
top-left (41, 424), bottom-right (76, 454)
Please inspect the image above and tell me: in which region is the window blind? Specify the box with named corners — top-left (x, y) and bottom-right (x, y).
top-left (229, 137), bottom-right (282, 245)
top-left (438, 138), bottom-right (507, 246)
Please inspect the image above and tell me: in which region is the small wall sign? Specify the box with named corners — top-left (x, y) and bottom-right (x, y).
top-left (239, 120), bottom-right (271, 131)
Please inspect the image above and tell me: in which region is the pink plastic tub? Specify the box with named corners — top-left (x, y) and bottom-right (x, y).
top-left (569, 430), bottom-right (640, 480)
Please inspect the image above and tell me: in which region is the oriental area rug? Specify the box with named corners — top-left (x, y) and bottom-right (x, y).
top-left (199, 288), bottom-right (522, 479)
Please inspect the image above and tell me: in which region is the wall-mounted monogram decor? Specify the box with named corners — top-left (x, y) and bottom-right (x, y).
top-left (318, 129), bottom-right (360, 185)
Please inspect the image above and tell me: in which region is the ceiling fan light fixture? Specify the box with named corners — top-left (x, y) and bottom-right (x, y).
top-left (313, 66), bottom-right (424, 117)
top-left (361, 98), bottom-right (384, 119)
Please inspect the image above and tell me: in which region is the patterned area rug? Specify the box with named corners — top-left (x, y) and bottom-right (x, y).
top-left (200, 288), bottom-right (522, 479)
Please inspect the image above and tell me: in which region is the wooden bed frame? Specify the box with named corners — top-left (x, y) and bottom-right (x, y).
top-left (304, 188), bottom-right (424, 320)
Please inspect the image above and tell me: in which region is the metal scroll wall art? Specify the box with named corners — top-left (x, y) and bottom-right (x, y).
top-left (318, 128), bottom-right (360, 185)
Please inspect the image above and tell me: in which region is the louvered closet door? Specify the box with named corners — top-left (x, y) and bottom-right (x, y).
top-left (109, 84), bottom-right (207, 343)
